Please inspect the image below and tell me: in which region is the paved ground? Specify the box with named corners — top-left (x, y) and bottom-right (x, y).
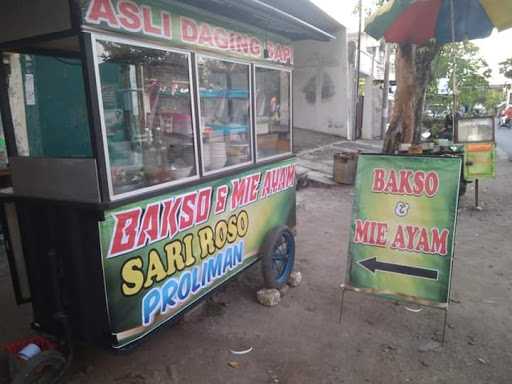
top-left (294, 128), bottom-right (382, 185)
top-left (296, 125), bottom-right (512, 185)
top-left (293, 128), bottom-right (346, 154)
top-left (496, 125), bottom-right (512, 160)
top-left (1, 131), bottom-right (511, 383)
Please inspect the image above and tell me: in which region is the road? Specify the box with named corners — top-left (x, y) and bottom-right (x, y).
top-left (496, 125), bottom-right (512, 159)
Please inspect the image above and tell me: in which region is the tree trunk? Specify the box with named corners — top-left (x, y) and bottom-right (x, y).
top-left (383, 43), bottom-right (415, 154)
top-left (383, 42), bottom-right (439, 153)
top-left (413, 41), bottom-right (440, 143)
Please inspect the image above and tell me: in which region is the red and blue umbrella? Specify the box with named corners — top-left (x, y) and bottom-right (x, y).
top-left (366, 0), bottom-right (512, 45)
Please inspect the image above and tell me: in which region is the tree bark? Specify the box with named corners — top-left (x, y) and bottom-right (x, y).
top-left (382, 42), bottom-right (439, 153)
top-left (383, 43), bottom-right (415, 154)
top-left (413, 41), bottom-right (440, 143)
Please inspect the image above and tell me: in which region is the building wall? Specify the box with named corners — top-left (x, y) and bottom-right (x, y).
top-left (362, 75), bottom-right (384, 140)
top-left (292, 29), bottom-right (350, 138)
top-left (347, 33), bottom-right (395, 140)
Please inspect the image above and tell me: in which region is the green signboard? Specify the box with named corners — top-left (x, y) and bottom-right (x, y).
top-left (346, 155), bottom-right (461, 307)
top-left (80, 0), bottom-right (294, 65)
top-left (99, 158), bottom-right (296, 348)
top-left (464, 143), bottom-right (496, 180)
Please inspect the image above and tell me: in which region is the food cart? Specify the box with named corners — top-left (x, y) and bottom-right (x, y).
top-left (456, 116), bottom-right (496, 206)
top-left (0, 0), bottom-right (336, 364)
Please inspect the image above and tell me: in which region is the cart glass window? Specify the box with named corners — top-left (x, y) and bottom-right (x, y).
top-left (197, 56), bottom-right (252, 173)
top-left (6, 53), bottom-right (92, 157)
top-left (95, 39), bottom-right (197, 196)
top-left (255, 67), bottom-right (291, 159)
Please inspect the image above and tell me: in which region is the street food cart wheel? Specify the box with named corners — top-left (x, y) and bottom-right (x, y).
top-left (261, 226), bottom-right (295, 289)
top-left (11, 350), bottom-right (67, 384)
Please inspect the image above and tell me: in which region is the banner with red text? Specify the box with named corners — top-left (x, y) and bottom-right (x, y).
top-left (99, 158), bottom-right (296, 348)
top-left (81, 0), bottom-right (294, 64)
top-left (347, 155), bottom-right (461, 306)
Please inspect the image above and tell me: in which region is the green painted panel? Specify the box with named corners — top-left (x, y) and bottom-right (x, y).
top-left (80, 0), bottom-right (294, 65)
top-left (99, 158), bottom-right (296, 348)
top-left (464, 143), bottom-right (496, 180)
top-left (22, 55), bottom-right (92, 157)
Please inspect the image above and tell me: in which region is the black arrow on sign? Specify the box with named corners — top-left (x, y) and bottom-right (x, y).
top-left (358, 257), bottom-right (438, 280)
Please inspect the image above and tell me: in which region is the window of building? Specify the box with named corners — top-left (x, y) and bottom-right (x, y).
top-left (255, 67), bottom-right (291, 159)
top-left (196, 56), bottom-right (252, 173)
top-left (95, 38), bottom-right (197, 196)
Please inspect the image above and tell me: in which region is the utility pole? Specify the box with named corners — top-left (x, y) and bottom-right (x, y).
top-left (353, 0), bottom-right (363, 140)
top-left (380, 43), bottom-right (390, 138)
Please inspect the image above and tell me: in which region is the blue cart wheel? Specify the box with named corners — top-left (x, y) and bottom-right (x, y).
top-left (261, 226), bottom-right (295, 289)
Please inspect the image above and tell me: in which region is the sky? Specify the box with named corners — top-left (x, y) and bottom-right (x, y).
top-left (312, 0), bottom-right (512, 85)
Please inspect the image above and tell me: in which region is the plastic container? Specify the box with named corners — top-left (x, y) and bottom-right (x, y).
top-left (208, 142), bottom-right (227, 170)
top-left (17, 344), bottom-right (41, 360)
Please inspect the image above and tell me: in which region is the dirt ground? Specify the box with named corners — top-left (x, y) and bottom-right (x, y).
top-left (1, 158), bottom-right (512, 384)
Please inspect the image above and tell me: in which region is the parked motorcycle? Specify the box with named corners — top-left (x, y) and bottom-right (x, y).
top-left (500, 106), bottom-right (512, 128)
top-left (499, 116), bottom-right (511, 128)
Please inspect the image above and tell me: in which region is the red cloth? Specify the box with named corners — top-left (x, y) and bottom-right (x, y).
top-left (3, 336), bottom-right (58, 356)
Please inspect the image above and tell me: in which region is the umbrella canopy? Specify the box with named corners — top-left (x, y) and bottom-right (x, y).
top-left (366, 0), bottom-right (512, 45)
